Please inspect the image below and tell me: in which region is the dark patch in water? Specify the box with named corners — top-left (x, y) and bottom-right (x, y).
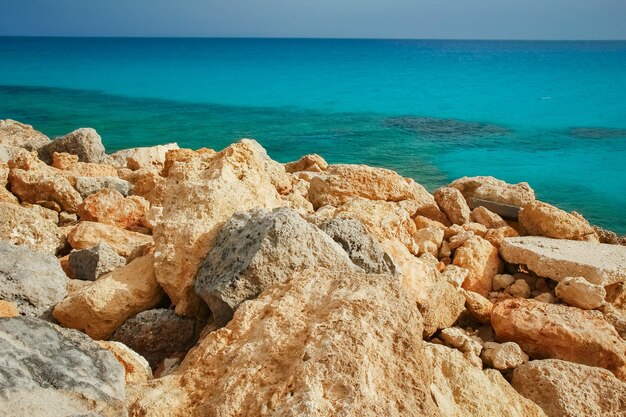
top-left (383, 116), bottom-right (512, 138)
top-left (568, 127), bottom-right (626, 139)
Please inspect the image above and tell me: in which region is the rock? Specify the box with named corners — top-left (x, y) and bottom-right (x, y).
top-left (51, 152), bottom-right (118, 177)
top-left (0, 203), bottom-right (64, 254)
top-left (440, 327), bottom-right (483, 358)
top-left (38, 128), bottom-right (106, 164)
top-left (21, 202), bottom-right (59, 224)
top-left (195, 207), bottom-right (357, 325)
top-left (0, 316), bottom-right (126, 417)
top-left (75, 175), bottom-right (133, 198)
top-left (284, 153), bottom-right (328, 173)
top-left (318, 218), bottom-right (396, 274)
top-left (484, 225), bottom-right (520, 248)
top-left (509, 279), bottom-right (531, 298)
top-left (127, 269), bottom-right (441, 417)
top-left (500, 236), bottom-right (626, 286)
top-left (492, 298), bottom-right (626, 379)
top-left (67, 221), bottom-right (153, 257)
top-left (8, 168), bottom-right (83, 212)
top-left (154, 140), bottom-right (289, 318)
top-left (108, 143), bottom-right (179, 170)
top-left (282, 177), bottom-right (315, 214)
top-left (453, 235), bottom-right (502, 296)
top-left (123, 168), bottom-right (167, 205)
top-left (68, 242), bottom-right (126, 281)
top-left (413, 226), bottom-right (445, 256)
top-left (77, 188), bottom-right (149, 229)
top-left (434, 187), bottom-right (471, 225)
top-left (442, 264), bottom-right (468, 288)
top-left (493, 273), bottom-right (515, 291)
top-left (0, 241), bottom-right (68, 318)
top-left (161, 147), bottom-right (215, 177)
top-left (555, 276), bottom-right (606, 309)
top-left (481, 341), bottom-right (529, 370)
top-left (307, 163), bottom-right (435, 209)
top-left (593, 226), bottom-right (626, 245)
top-left (462, 290), bottom-right (493, 324)
top-left (0, 119), bottom-right (50, 150)
top-left (471, 206), bottom-right (508, 228)
top-left (97, 340), bottom-right (153, 385)
top-left (111, 309), bottom-right (205, 369)
top-left (448, 230), bottom-right (474, 250)
top-left (449, 176), bottom-right (535, 207)
top-left (519, 201), bottom-right (597, 241)
top-left (425, 343), bottom-right (547, 417)
top-left (534, 292), bottom-right (556, 304)
top-left (53, 254), bottom-right (164, 339)
top-left (512, 359), bottom-right (626, 417)
top-left (0, 300), bottom-right (19, 317)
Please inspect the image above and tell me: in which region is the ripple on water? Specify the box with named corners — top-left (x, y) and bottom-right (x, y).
top-left (383, 116), bottom-right (512, 139)
top-left (568, 127), bottom-right (626, 139)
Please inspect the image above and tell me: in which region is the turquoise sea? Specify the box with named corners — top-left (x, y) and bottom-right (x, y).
top-left (0, 37), bottom-right (625, 233)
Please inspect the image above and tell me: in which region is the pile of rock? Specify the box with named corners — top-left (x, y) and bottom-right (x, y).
top-left (1, 119), bottom-right (625, 417)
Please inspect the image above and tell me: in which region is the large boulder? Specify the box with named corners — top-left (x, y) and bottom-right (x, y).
top-left (75, 175), bottom-right (133, 198)
top-left (519, 201), bottom-right (597, 241)
top-left (108, 143), bottom-right (179, 170)
top-left (512, 359), bottom-right (626, 417)
top-left (0, 241), bottom-right (68, 317)
top-left (0, 119), bottom-right (50, 151)
top-left (453, 235), bottom-right (502, 296)
top-left (68, 242), bottom-right (127, 281)
top-left (38, 128), bottom-right (106, 164)
top-left (128, 269), bottom-right (441, 417)
top-left (153, 140), bottom-right (288, 318)
top-left (195, 207), bottom-right (357, 325)
top-left (53, 254), bottom-right (164, 339)
top-left (8, 168), bottom-right (83, 212)
top-left (434, 187), bottom-right (471, 225)
top-left (0, 202), bottom-right (64, 254)
top-left (0, 317), bottom-right (126, 417)
top-left (67, 221), bottom-right (153, 258)
top-left (492, 298), bottom-right (626, 380)
top-left (449, 176), bottom-right (535, 207)
top-left (77, 188), bottom-right (149, 229)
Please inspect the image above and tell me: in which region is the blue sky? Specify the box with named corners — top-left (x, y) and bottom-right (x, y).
top-left (1, 0), bottom-right (625, 39)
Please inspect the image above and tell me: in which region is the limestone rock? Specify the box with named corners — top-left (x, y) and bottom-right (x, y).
top-left (425, 343), bottom-right (547, 417)
top-left (0, 119), bottom-right (50, 150)
top-left (53, 254), bottom-right (164, 339)
top-left (123, 168), bottom-right (167, 205)
top-left (500, 236), bottom-right (626, 286)
top-left (77, 188), bottom-right (149, 229)
top-left (413, 225), bottom-right (445, 256)
top-left (481, 341), bottom-right (528, 370)
top-left (0, 316), bottom-right (126, 417)
top-left (440, 327), bottom-right (483, 357)
top-left (38, 128), bottom-right (106, 164)
top-left (555, 276), bottom-right (606, 309)
top-left (0, 300), bottom-right (19, 317)
top-left (0, 202), bottom-right (64, 254)
top-left (449, 176), bottom-right (535, 207)
top-left (509, 279), bottom-right (531, 298)
top-left (434, 187), bottom-right (471, 225)
top-left (471, 206), bottom-right (508, 228)
top-left (519, 201), bottom-right (597, 241)
top-left (67, 221), bottom-right (153, 257)
top-left (97, 340), bottom-right (153, 385)
top-left (453, 235), bottom-right (502, 296)
top-left (319, 218), bottom-right (396, 274)
top-left (492, 298), bottom-right (626, 379)
top-left (484, 225), bottom-right (520, 248)
top-left (75, 175), bottom-right (133, 198)
top-left (512, 359), bottom-right (626, 417)
top-left (195, 207), bottom-right (357, 325)
top-left (593, 226), bottom-right (626, 245)
top-left (111, 309), bottom-right (205, 369)
top-left (68, 242), bottom-right (126, 281)
top-left (109, 143), bottom-right (179, 170)
top-left (51, 152), bottom-right (118, 177)
top-left (284, 153), bottom-right (328, 173)
top-left (154, 140), bottom-right (287, 318)
top-left (441, 264), bottom-right (468, 288)
top-left (161, 147), bottom-right (216, 177)
top-left (127, 269), bottom-right (441, 417)
top-left (462, 289), bottom-right (493, 324)
top-left (493, 273), bottom-right (515, 291)
top-left (8, 168), bottom-right (83, 212)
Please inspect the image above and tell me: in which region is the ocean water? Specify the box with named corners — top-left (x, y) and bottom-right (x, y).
top-left (0, 37), bottom-right (625, 233)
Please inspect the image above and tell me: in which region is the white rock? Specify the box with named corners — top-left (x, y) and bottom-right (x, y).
top-left (555, 277), bottom-right (606, 310)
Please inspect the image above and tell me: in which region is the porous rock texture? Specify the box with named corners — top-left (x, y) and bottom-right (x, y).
top-left (511, 359), bottom-right (626, 417)
top-left (284, 153), bottom-right (328, 173)
top-left (109, 142), bottom-right (179, 170)
top-left (0, 241), bottom-right (68, 317)
top-left (453, 235), bottom-right (502, 296)
top-left (555, 276), bottom-right (606, 310)
top-left (8, 168), bottom-right (83, 212)
top-left (434, 187), bottom-right (471, 225)
top-left (0, 202), bottom-right (64, 254)
top-left (38, 127), bottom-right (107, 164)
top-left (75, 175), bottom-right (133, 198)
top-left (519, 201), bottom-right (598, 241)
top-left (449, 176), bottom-right (535, 207)
top-left (0, 119), bottom-right (50, 151)
top-left (0, 316), bottom-right (126, 417)
top-left (67, 221), bottom-right (153, 257)
top-left (97, 340), bottom-right (153, 385)
top-left (77, 188), bottom-right (149, 229)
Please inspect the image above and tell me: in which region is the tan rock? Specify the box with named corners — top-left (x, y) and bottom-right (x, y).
top-left (481, 341), bottom-right (528, 370)
top-left (434, 187), bottom-right (471, 225)
top-left (109, 143), bottom-right (179, 170)
top-left (161, 148), bottom-right (216, 177)
top-left (534, 292), bottom-right (556, 304)
top-left (492, 298), bottom-right (626, 379)
top-left (471, 206), bottom-right (507, 228)
top-left (282, 178), bottom-right (314, 215)
top-left (51, 152), bottom-right (118, 177)
top-left (449, 176), bottom-right (535, 207)
top-left (21, 202), bottom-right (59, 224)
top-left (509, 279), bottom-right (531, 298)
top-left (461, 222), bottom-right (488, 237)
top-left (8, 169), bottom-right (83, 212)
top-left (121, 168), bottom-right (167, 206)
top-left (67, 221), bottom-right (153, 257)
top-left (0, 202), bottom-right (64, 254)
top-left (127, 269), bottom-right (441, 417)
top-left (414, 204), bottom-right (451, 226)
top-left (484, 225), bottom-right (519, 248)
top-left (512, 359), bottom-right (626, 417)
top-left (448, 230), bottom-right (474, 250)
top-left (97, 341), bottom-right (152, 385)
top-left (519, 201), bottom-right (597, 241)
top-left (67, 279), bottom-right (92, 294)
top-left (77, 189), bottom-right (149, 229)
top-left (284, 153), bottom-right (328, 173)
top-left (442, 265), bottom-right (468, 288)
top-left (414, 214), bottom-right (446, 231)
top-left (493, 273), bottom-right (515, 291)
top-left (413, 226), bottom-right (444, 256)
top-left (53, 254), bottom-right (164, 340)
top-left (0, 300), bottom-right (19, 318)
top-left (440, 327), bottom-right (483, 358)
top-left (462, 290), bottom-right (493, 324)
top-left (453, 235), bottom-right (502, 296)
top-left (0, 119), bottom-right (50, 150)
top-left (555, 276), bottom-right (606, 309)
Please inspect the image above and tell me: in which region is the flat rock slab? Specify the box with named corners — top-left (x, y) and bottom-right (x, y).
top-left (501, 236), bottom-right (626, 286)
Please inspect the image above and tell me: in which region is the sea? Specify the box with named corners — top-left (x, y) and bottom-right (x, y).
top-left (0, 37), bottom-right (624, 233)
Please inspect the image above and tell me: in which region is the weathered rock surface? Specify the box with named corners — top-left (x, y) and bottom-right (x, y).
top-left (462, 289), bottom-right (493, 324)
top-left (0, 202), bottom-right (64, 254)
top-left (492, 298), bottom-right (626, 379)
top-left (53, 254), bottom-right (164, 339)
top-left (0, 300), bottom-right (19, 317)
top-left (97, 340), bottom-right (153, 385)
top-left (413, 225), bottom-right (445, 257)
top-left (453, 235), bottom-right (502, 296)
top-left (128, 269), bottom-right (441, 417)
top-left (481, 341), bottom-right (528, 370)
top-left (0, 316), bottom-right (126, 417)
top-left (555, 276), bottom-right (606, 309)
top-left (284, 153), bottom-right (328, 173)
top-left (519, 201), bottom-right (597, 241)
top-left (67, 221), bottom-right (153, 257)
top-left (450, 176), bottom-right (535, 207)
top-left (38, 128), bottom-right (106, 164)
top-left (78, 188), bottom-right (149, 229)
top-left (0, 119), bottom-right (50, 150)
top-left (111, 309), bottom-right (205, 369)
top-left (434, 187), bottom-right (471, 225)
top-left (51, 152), bottom-right (118, 177)
top-left (319, 218), bottom-right (396, 274)
top-left (8, 168), bottom-right (83, 212)
top-left (75, 175), bottom-right (133, 198)
top-left (500, 236), bottom-right (626, 286)
top-left (68, 242), bottom-right (126, 281)
top-left (195, 207), bottom-right (357, 325)
top-left (122, 168), bottom-right (167, 205)
top-left (512, 359), bottom-right (626, 417)
top-left (0, 241), bottom-right (68, 318)
top-left (424, 343), bottom-right (547, 417)
top-left (471, 206), bottom-right (507, 228)
top-left (109, 143), bottom-right (179, 170)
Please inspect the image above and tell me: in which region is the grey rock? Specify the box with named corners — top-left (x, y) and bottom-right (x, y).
top-left (194, 207), bottom-right (357, 325)
top-left (68, 243), bottom-right (127, 281)
top-left (319, 218), bottom-right (396, 274)
top-left (75, 176), bottom-right (133, 199)
top-left (0, 316), bottom-right (126, 417)
top-left (110, 309), bottom-right (204, 369)
top-left (0, 241), bottom-right (68, 318)
top-left (38, 128), bottom-right (106, 164)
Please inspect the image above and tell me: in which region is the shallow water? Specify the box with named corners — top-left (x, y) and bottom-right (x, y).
top-left (0, 37), bottom-right (624, 232)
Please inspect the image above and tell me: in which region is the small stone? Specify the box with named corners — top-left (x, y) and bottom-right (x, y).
top-left (509, 279), bottom-right (531, 298)
top-left (471, 206), bottom-right (508, 229)
top-left (0, 119), bottom-right (50, 151)
top-left (413, 226), bottom-right (445, 256)
top-left (109, 143), bottom-right (179, 170)
top-left (519, 201), bottom-right (597, 241)
top-left (493, 273), bottom-right (515, 291)
top-left (284, 153), bottom-right (328, 173)
top-left (534, 292), bottom-right (556, 303)
top-left (440, 327), bottom-right (483, 357)
top-left (434, 187), bottom-right (471, 225)
top-left (8, 168), bottom-right (83, 213)
top-left (555, 276), bottom-right (606, 310)
top-left (462, 290), bottom-right (494, 324)
top-left (448, 230), bottom-right (474, 250)
top-left (68, 242), bottom-right (126, 281)
top-left (481, 341), bottom-right (529, 370)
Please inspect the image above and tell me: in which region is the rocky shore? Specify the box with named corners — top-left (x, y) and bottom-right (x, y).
top-left (0, 118), bottom-right (625, 417)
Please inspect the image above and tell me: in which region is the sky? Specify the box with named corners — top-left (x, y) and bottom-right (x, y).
top-left (1, 0), bottom-right (625, 40)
